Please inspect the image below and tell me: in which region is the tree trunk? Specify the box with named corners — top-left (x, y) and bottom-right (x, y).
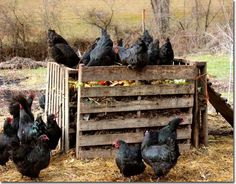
top-left (151, 0), bottom-right (170, 37)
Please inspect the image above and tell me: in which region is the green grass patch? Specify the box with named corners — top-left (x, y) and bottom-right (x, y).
top-left (186, 54), bottom-right (232, 81)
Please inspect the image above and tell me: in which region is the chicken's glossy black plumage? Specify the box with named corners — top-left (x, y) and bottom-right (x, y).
top-left (147, 39), bottom-right (160, 65)
top-left (17, 104), bottom-right (37, 143)
top-left (9, 94), bottom-right (34, 122)
top-left (48, 43), bottom-right (81, 68)
top-left (47, 29), bottom-right (68, 45)
top-left (0, 118), bottom-right (19, 166)
top-left (12, 134), bottom-right (50, 179)
top-left (39, 94), bottom-right (45, 110)
top-left (87, 29), bottom-right (115, 66)
top-left (141, 30), bottom-right (153, 47)
top-left (80, 37), bottom-right (100, 66)
top-left (46, 114), bottom-right (62, 150)
top-left (159, 38), bottom-right (174, 65)
top-left (117, 38), bottom-right (148, 70)
top-left (47, 29), bottom-right (80, 68)
top-left (113, 139), bottom-right (145, 178)
top-left (141, 131), bottom-right (179, 178)
top-left (27, 93), bottom-right (35, 110)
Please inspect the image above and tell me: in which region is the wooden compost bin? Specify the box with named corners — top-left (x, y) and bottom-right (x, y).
top-left (45, 60), bottom-right (208, 159)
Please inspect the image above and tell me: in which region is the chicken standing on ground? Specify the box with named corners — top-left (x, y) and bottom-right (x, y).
top-left (12, 134), bottom-right (51, 179)
top-left (113, 139), bottom-right (146, 181)
top-left (46, 114), bottom-right (62, 150)
top-left (141, 130), bottom-right (180, 180)
top-left (47, 29), bottom-right (80, 68)
top-left (159, 38), bottom-right (174, 65)
top-left (0, 117), bottom-right (19, 166)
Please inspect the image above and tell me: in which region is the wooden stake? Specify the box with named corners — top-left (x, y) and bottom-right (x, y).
top-left (192, 65), bottom-right (199, 148)
top-left (76, 64), bottom-right (83, 159)
top-left (201, 63), bottom-right (208, 146)
top-left (142, 9), bottom-right (146, 32)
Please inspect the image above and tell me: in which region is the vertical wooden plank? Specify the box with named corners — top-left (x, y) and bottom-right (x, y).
top-left (76, 64), bottom-right (83, 159)
top-left (47, 63), bottom-right (52, 115)
top-left (58, 66), bottom-right (62, 150)
top-left (65, 68), bottom-right (70, 152)
top-left (61, 66), bottom-right (65, 152)
top-left (45, 62), bottom-right (50, 120)
top-left (192, 65), bottom-right (199, 148)
top-left (187, 108), bottom-right (192, 144)
top-left (201, 63), bottom-right (208, 146)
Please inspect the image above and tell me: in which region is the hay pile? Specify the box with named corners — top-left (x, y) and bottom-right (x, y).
top-left (0, 134), bottom-right (233, 182)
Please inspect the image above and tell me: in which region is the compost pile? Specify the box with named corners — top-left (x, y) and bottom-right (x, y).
top-left (0, 57), bottom-right (46, 69)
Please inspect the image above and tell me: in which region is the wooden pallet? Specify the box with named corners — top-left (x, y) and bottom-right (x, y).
top-left (45, 60), bottom-right (208, 159)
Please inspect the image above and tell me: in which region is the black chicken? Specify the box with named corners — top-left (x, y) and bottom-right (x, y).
top-left (27, 92), bottom-right (35, 110)
top-left (115, 38), bottom-right (148, 70)
top-left (159, 38), bottom-right (174, 65)
top-left (87, 29), bottom-right (115, 66)
top-left (147, 39), bottom-right (160, 65)
top-left (141, 131), bottom-right (180, 179)
top-left (46, 114), bottom-right (62, 150)
top-left (157, 117), bottom-right (183, 145)
top-left (17, 104), bottom-right (37, 143)
top-left (80, 37), bottom-right (100, 66)
top-left (39, 94), bottom-right (45, 110)
top-left (0, 117), bottom-right (19, 166)
top-left (9, 94), bottom-right (34, 131)
top-left (141, 30), bottom-right (153, 47)
top-left (34, 115), bottom-right (47, 137)
top-left (12, 134), bottom-right (51, 179)
top-left (47, 29), bottom-right (68, 45)
top-left (9, 94), bottom-right (34, 121)
top-left (113, 139), bottom-right (146, 180)
top-left (47, 29), bottom-right (80, 68)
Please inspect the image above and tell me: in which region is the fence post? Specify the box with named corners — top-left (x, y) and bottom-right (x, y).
top-left (76, 64), bottom-right (84, 159)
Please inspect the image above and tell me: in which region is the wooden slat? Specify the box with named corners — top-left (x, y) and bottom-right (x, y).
top-left (58, 66), bottom-right (62, 150)
top-left (44, 62), bottom-right (50, 120)
top-left (81, 83), bottom-right (195, 97)
top-left (65, 68), bottom-right (69, 152)
top-left (80, 114), bottom-right (192, 131)
top-left (61, 67), bottom-right (65, 152)
top-left (80, 96), bottom-right (194, 114)
top-left (78, 144), bottom-right (191, 159)
top-left (81, 65), bottom-right (197, 82)
top-left (78, 128), bottom-right (191, 147)
top-left (201, 63), bottom-right (208, 146)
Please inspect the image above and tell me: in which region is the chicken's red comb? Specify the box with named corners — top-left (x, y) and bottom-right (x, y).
top-left (6, 117), bottom-right (13, 123)
top-left (29, 92), bottom-right (36, 98)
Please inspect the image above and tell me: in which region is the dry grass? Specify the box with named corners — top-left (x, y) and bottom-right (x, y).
top-left (0, 118), bottom-right (233, 182)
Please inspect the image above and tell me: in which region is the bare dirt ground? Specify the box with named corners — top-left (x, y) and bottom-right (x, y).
top-left (0, 58), bottom-right (234, 182)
